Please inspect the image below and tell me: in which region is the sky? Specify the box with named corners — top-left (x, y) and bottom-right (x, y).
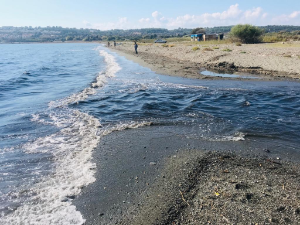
top-left (0, 0), bottom-right (299, 30)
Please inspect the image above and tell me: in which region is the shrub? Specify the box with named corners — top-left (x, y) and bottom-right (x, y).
top-left (213, 47), bottom-right (219, 49)
top-left (203, 48), bottom-right (213, 51)
top-left (240, 51), bottom-right (247, 54)
top-left (162, 44), bottom-right (168, 47)
top-left (223, 48), bottom-right (232, 52)
top-left (169, 44), bottom-right (175, 47)
top-left (230, 24), bottom-right (264, 43)
top-left (191, 27), bottom-right (206, 34)
top-left (283, 55), bottom-right (292, 58)
top-left (192, 46), bottom-right (200, 51)
top-left (236, 42), bottom-right (242, 46)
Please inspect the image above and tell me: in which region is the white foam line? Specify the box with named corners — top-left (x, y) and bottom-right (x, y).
top-left (49, 50), bottom-right (121, 108)
top-left (0, 50), bottom-right (126, 225)
top-left (1, 110), bottom-right (152, 225)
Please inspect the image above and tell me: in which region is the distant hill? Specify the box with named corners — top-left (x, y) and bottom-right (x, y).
top-left (1, 25), bottom-right (300, 43)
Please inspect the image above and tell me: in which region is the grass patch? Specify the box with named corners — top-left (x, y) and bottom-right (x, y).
top-left (169, 44), bottom-right (175, 47)
top-left (203, 47), bottom-right (214, 51)
top-left (262, 31), bottom-right (300, 43)
top-left (223, 48), bottom-right (232, 52)
top-left (162, 44), bottom-right (168, 47)
top-left (192, 46), bottom-right (200, 51)
top-left (166, 37), bottom-right (190, 42)
top-left (213, 47), bottom-right (219, 49)
top-left (236, 42), bottom-right (242, 46)
top-left (283, 55), bottom-right (292, 58)
top-left (240, 51), bottom-right (247, 54)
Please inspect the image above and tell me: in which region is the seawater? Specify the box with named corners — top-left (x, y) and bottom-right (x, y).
top-left (0, 43), bottom-right (300, 224)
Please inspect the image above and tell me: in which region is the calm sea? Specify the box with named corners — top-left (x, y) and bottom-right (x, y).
top-left (0, 43), bottom-right (299, 224)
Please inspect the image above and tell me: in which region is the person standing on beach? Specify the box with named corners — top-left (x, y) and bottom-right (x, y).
top-left (108, 42), bottom-right (110, 47)
top-left (114, 41), bottom-right (116, 47)
top-left (134, 41), bottom-right (138, 54)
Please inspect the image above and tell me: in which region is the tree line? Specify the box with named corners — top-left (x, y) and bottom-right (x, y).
top-left (1, 25), bottom-right (300, 43)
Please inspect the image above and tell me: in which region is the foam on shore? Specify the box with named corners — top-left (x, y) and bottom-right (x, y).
top-left (0, 49), bottom-right (151, 225)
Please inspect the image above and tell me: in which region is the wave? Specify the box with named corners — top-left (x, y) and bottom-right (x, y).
top-left (0, 49), bottom-right (127, 225)
top-left (206, 132), bottom-right (246, 142)
top-left (49, 50), bottom-right (121, 108)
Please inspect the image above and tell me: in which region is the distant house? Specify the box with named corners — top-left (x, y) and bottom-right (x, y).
top-left (191, 33), bottom-right (224, 41)
top-left (191, 33), bottom-right (204, 41)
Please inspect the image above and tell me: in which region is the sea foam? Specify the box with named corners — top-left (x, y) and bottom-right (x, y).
top-left (0, 49), bottom-right (150, 225)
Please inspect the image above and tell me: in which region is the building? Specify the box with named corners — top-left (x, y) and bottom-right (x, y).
top-left (191, 33), bottom-right (224, 41)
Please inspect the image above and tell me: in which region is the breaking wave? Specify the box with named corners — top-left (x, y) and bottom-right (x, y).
top-left (1, 49), bottom-right (150, 225)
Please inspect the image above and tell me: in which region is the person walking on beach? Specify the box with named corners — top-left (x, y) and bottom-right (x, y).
top-left (134, 41), bottom-right (138, 54)
top-left (114, 41), bottom-right (116, 47)
top-left (108, 42), bottom-right (110, 47)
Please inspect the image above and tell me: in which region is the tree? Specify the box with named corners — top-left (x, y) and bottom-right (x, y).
top-left (191, 27), bottom-right (206, 34)
top-left (230, 24), bottom-right (264, 43)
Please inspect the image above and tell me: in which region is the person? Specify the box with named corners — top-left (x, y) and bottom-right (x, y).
top-left (134, 41), bottom-right (138, 54)
top-left (108, 42), bottom-right (110, 47)
top-left (114, 41), bottom-right (116, 47)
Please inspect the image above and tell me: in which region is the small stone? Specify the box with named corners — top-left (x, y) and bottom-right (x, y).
top-left (277, 206), bottom-right (285, 212)
top-left (150, 162), bottom-right (157, 166)
top-left (246, 193), bottom-right (253, 200)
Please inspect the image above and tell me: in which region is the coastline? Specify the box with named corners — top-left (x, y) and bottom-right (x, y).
top-left (110, 41), bottom-right (300, 81)
top-left (74, 126), bottom-right (300, 225)
top-left (72, 44), bottom-right (300, 224)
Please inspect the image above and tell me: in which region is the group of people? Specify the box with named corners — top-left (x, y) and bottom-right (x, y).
top-left (107, 41), bottom-right (117, 47)
top-left (107, 40), bottom-right (138, 54)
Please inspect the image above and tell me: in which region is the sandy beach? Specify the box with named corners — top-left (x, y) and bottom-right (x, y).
top-left (74, 126), bottom-right (300, 225)
top-left (72, 42), bottom-right (300, 224)
top-left (112, 41), bottom-right (300, 81)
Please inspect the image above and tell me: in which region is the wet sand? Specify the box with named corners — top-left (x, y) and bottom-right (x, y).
top-left (73, 126), bottom-right (300, 224)
top-left (74, 43), bottom-right (300, 224)
top-left (111, 41), bottom-right (300, 81)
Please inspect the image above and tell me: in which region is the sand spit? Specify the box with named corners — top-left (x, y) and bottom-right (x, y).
top-left (74, 127), bottom-right (300, 225)
top-left (122, 151), bottom-right (300, 225)
top-left (112, 42), bottom-right (300, 80)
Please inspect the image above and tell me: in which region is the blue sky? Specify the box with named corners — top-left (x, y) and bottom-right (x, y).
top-left (0, 0), bottom-right (299, 29)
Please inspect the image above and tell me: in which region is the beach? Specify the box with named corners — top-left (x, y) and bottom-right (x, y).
top-left (112, 41), bottom-right (300, 81)
top-left (72, 42), bottom-right (300, 224)
top-left (74, 126), bottom-right (300, 225)
top-left (1, 43), bottom-right (300, 225)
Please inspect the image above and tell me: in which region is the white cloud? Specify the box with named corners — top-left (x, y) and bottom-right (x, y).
top-left (152, 11), bottom-right (161, 19)
top-left (244, 7), bottom-right (263, 19)
top-left (289, 11), bottom-right (300, 18)
top-left (85, 5), bottom-right (300, 30)
top-left (272, 11), bottom-right (300, 25)
top-left (139, 18), bottom-right (150, 23)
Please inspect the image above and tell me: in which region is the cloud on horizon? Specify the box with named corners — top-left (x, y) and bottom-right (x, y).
top-left (84, 4), bottom-right (300, 30)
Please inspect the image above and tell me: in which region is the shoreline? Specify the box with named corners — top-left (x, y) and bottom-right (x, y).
top-left (73, 44), bottom-right (300, 224)
top-left (110, 41), bottom-right (300, 81)
top-left (73, 126), bottom-right (300, 224)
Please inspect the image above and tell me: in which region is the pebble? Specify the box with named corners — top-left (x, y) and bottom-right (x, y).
top-left (150, 162), bottom-right (157, 166)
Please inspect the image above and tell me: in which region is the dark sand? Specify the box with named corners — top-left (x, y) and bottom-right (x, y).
top-left (73, 126), bottom-right (300, 224)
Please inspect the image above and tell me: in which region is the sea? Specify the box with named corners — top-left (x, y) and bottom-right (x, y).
top-left (0, 43), bottom-right (299, 224)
